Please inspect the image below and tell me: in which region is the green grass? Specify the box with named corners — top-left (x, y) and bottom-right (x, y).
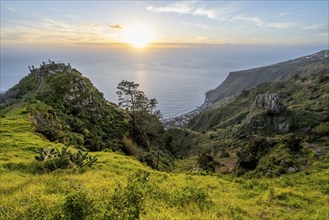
top-left (1, 105), bottom-right (329, 219)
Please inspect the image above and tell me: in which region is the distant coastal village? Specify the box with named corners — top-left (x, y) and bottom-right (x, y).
top-left (161, 99), bottom-right (211, 128)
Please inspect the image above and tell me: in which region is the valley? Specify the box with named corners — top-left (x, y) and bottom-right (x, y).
top-left (0, 50), bottom-right (328, 219)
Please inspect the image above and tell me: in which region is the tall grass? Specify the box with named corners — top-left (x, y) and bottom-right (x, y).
top-left (1, 105), bottom-right (329, 219)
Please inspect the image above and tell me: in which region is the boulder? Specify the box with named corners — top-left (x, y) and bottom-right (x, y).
top-left (316, 149), bottom-right (325, 156)
top-left (288, 166), bottom-right (298, 173)
top-left (278, 122), bottom-right (290, 134)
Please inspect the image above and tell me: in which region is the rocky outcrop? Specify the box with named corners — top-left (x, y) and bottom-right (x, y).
top-left (239, 93), bottom-right (288, 136)
top-left (250, 93), bottom-right (285, 115)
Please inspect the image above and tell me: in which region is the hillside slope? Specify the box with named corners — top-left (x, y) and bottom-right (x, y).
top-left (1, 64), bottom-right (130, 151)
top-left (0, 55), bottom-right (328, 219)
top-left (170, 56), bottom-right (329, 177)
top-left (0, 62), bottom-right (173, 170)
top-left (206, 50), bottom-right (329, 104)
top-left (1, 102), bottom-right (329, 219)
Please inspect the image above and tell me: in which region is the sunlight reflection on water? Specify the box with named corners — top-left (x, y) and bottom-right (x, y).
top-left (1, 45), bottom-right (322, 117)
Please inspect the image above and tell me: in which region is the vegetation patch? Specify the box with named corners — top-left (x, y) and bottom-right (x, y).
top-left (33, 146), bottom-right (97, 172)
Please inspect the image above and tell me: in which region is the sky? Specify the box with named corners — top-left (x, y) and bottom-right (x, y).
top-left (1, 0), bottom-right (328, 49)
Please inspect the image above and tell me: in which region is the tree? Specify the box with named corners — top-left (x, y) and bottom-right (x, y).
top-left (116, 80), bottom-right (175, 169)
top-left (116, 80), bottom-right (161, 133)
top-left (116, 80), bottom-right (139, 111)
top-left (117, 80), bottom-right (140, 130)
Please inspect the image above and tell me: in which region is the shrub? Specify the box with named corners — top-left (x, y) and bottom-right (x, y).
top-left (247, 136), bottom-right (272, 158)
top-left (280, 133), bottom-right (302, 152)
top-left (122, 136), bottom-right (141, 157)
top-left (62, 191), bottom-right (92, 220)
top-left (104, 171), bottom-right (150, 220)
top-left (236, 137), bottom-right (273, 174)
top-left (67, 133), bottom-right (85, 147)
top-left (34, 146), bottom-right (97, 172)
top-left (28, 103), bottom-right (65, 142)
top-left (197, 150), bottom-right (220, 172)
top-left (170, 186), bottom-right (212, 210)
top-left (313, 122), bottom-right (329, 136)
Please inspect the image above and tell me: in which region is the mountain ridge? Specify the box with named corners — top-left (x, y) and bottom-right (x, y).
top-left (0, 61), bottom-right (174, 170)
top-left (162, 50), bottom-right (329, 129)
top-left (167, 51), bottom-right (329, 176)
top-left (206, 50), bottom-right (329, 104)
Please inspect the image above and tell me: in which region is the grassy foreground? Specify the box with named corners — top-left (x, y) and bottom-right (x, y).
top-left (0, 105), bottom-right (328, 219)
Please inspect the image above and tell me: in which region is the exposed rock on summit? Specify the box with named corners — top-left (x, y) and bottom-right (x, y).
top-left (250, 93), bottom-right (285, 115)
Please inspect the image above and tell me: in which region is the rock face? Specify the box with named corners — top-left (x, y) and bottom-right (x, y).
top-left (242, 93), bottom-right (287, 135)
top-left (250, 93), bottom-right (285, 115)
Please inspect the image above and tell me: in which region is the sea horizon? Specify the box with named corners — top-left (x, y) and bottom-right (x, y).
top-left (1, 44), bottom-right (326, 118)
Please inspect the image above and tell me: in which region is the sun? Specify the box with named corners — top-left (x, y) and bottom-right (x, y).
top-left (123, 24), bottom-right (154, 49)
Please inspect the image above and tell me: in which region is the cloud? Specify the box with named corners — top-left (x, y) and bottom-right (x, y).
top-left (110, 24), bottom-right (123, 30)
top-left (147, 2), bottom-right (194, 14)
top-left (194, 8), bottom-right (217, 19)
top-left (266, 22), bottom-right (295, 29)
top-left (276, 12), bottom-right (288, 17)
top-left (5, 7), bottom-right (16, 12)
top-left (232, 15), bottom-right (295, 29)
top-left (146, 1), bottom-right (219, 20)
top-left (66, 14), bottom-right (81, 22)
top-left (232, 15), bottom-right (263, 26)
top-left (318, 32), bottom-right (328, 37)
top-left (180, 22), bottom-right (208, 29)
top-left (47, 7), bottom-right (58, 13)
top-left (302, 24), bottom-right (324, 30)
top-left (1, 18), bottom-right (124, 46)
top-left (147, 2), bottom-right (297, 30)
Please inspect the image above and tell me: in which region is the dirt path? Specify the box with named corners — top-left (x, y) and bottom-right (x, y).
top-left (31, 73), bottom-right (44, 94)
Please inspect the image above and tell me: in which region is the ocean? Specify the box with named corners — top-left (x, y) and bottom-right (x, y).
top-left (0, 45), bottom-right (323, 118)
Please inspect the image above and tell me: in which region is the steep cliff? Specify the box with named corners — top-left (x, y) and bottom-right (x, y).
top-left (206, 50), bottom-right (329, 104)
top-left (170, 54), bottom-right (329, 176)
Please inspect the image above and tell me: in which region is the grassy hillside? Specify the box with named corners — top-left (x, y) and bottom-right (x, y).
top-left (1, 103), bottom-right (329, 219)
top-left (190, 67), bottom-right (329, 133)
top-left (0, 53), bottom-right (328, 219)
top-left (170, 59), bottom-right (329, 177)
top-left (0, 65), bottom-right (174, 170)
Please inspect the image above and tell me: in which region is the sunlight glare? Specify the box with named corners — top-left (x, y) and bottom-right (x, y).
top-left (124, 24), bottom-right (154, 49)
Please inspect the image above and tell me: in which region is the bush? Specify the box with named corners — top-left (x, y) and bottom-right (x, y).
top-left (67, 133), bottom-right (85, 147)
top-left (197, 150), bottom-right (220, 172)
top-left (236, 136), bottom-right (273, 173)
top-left (34, 146), bottom-right (97, 172)
top-left (280, 133), bottom-right (302, 152)
top-left (122, 136), bottom-right (141, 157)
top-left (247, 136), bottom-right (272, 158)
top-left (62, 191), bottom-right (92, 220)
top-left (28, 103), bottom-right (65, 142)
top-left (170, 186), bottom-right (212, 210)
top-left (313, 122), bottom-right (329, 136)
top-left (104, 171), bottom-right (150, 220)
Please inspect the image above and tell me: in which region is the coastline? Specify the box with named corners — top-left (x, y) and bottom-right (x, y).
top-left (161, 98), bottom-right (211, 129)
